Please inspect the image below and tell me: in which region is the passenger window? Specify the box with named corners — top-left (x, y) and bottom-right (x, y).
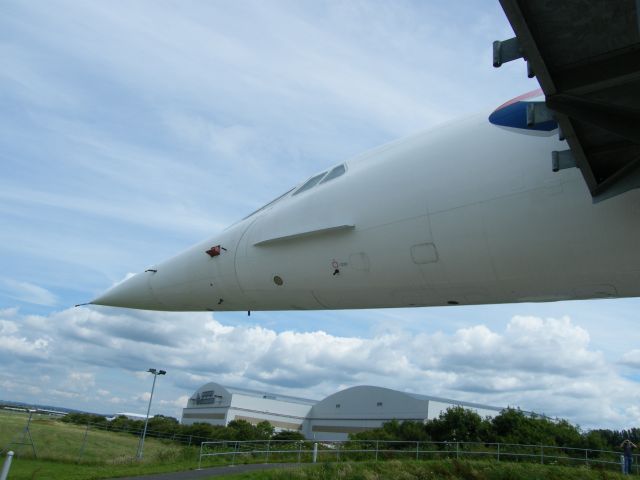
top-left (293, 172), bottom-right (327, 196)
top-left (320, 164), bottom-right (346, 184)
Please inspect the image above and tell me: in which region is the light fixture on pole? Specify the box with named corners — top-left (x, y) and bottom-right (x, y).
top-left (136, 368), bottom-right (166, 460)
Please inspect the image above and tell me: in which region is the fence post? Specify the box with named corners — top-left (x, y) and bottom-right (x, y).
top-left (416, 441), bottom-right (419, 460)
top-left (584, 448), bottom-right (588, 466)
top-left (198, 442), bottom-right (203, 470)
top-left (497, 443), bottom-right (500, 462)
top-left (313, 443), bottom-right (318, 463)
top-left (0, 451), bottom-right (14, 480)
top-left (188, 435), bottom-right (192, 447)
top-left (266, 440), bottom-right (270, 463)
top-left (297, 441), bottom-right (302, 463)
top-left (540, 445), bottom-right (544, 465)
top-left (77, 422), bottom-right (90, 463)
top-left (456, 442), bottom-right (459, 460)
top-left (336, 442), bottom-right (340, 461)
top-left (375, 441), bottom-right (379, 461)
top-left (232, 441), bottom-right (238, 466)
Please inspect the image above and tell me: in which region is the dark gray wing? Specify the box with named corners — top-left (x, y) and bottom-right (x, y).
top-left (494, 0), bottom-right (640, 202)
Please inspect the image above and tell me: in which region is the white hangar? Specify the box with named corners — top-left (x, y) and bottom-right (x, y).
top-left (182, 383), bottom-right (507, 440)
top-left (303, 386), bottom-right (504, 440)
top-left (181, 382), bottom-right (316, 431)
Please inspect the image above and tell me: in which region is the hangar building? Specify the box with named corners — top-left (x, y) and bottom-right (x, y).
top-left (303, 385), bottom-right (503, 440)
top-left (181, 382), bottom-right (316, 431)
top-left (182, 383), bottom-right (507, 440)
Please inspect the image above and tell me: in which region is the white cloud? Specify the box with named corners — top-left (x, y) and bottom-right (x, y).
top-left (0, 333), bottom-right (49, 361)
top-left (138, 392), bottom-right (151, 402)
top-left (51, 389), bottom-right (80, 399)
top-left (67, 372), bottom-right (96, 388)
top-left (0, 320), bottom-right (19, 336)
top-left (0, 306), bottom-right (639, 428)
top-left (159, 395), bottom-right (190, 409)
top-left (0, 279), bottom-right (57, 306)
top-left (0, 308), bottom-right (19, 317)
top-left (620, 350), bottom-right (640, 369)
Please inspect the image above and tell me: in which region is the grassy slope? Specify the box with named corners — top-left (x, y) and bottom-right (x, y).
top-left (1, 410), bottom-right (218, 479)
top-left (0, 410), bottom-right (181, 462)
top-left (221, 460), bottom-right (629, 480)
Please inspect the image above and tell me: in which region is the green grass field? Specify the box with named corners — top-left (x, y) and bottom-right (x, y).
top-left (220, 459), bottom-right (630, 480)
top-left (0, 410), bottom-right (184, 463)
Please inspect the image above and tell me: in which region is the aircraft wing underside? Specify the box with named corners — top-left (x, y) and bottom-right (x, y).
top-left (494, 0), bottom-right (640, 202)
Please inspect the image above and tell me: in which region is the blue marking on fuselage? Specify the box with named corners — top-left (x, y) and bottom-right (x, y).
top-left (489, 101), bottom-right (557, 131)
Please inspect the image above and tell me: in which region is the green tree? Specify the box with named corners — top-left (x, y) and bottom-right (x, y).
top-left (181, 422), bottom-right (215, 444)
top-left (582, 430), bottom-right (607, 452)
top-left (255, 421), bottom-right (275, 439)
top-left (61, 412), bottom-right (107, 425)
top-left (108, 415), bottom-right (144, 433)
top-left (426, 406), bottom-right (485, 442)
top-left (148, 415), bottom-right (180, 436)
top-left (228, 419), bottom-right (259, 440)
top-left (349, 419), bottom-right (429, 442)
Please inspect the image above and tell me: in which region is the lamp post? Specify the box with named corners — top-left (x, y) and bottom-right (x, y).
top-left (136, 368), bottom-right (166, 460)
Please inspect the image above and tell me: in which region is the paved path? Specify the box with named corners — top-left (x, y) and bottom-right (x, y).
top-left (106, 462), bottom-right (306, 480)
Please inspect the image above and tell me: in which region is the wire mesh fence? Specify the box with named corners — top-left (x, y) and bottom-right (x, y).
top-left (198, 439), bottom-right (638, 474)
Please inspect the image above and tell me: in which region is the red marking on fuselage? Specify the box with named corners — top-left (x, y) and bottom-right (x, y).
top-left (493, 88), bottom-right (543, 112)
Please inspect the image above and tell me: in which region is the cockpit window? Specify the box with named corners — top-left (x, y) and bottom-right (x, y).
top-left (320, 164), bottom-right (346, 184)
top-left (242, 163), bottom-right (348, 220)
top-left (242, 188), bottom-right (294, 220)
top-left (292, 171), bottom-right (327, 196)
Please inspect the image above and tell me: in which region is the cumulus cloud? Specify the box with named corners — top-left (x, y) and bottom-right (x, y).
top-left (620, 350), bottom-right (640, 369)
top-left (1, 306), bottom-right (639, 427)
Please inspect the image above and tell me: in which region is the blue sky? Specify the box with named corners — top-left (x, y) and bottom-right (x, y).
top-left (2, 0), bottom-right (640, 429)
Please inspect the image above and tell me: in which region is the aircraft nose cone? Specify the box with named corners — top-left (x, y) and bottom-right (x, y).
top-left (91, 272), bottom-right (161, 310)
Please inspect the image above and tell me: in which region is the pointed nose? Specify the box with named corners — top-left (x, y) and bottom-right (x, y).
top-left (91, 272), bottom-right (161, 310)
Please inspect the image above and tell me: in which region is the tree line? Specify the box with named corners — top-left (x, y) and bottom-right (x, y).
top-left (60, 412), bottom-right (304, 443)
top-left (349, 407), bottom-right (639, 452)
top-left (60, 407), bottom-right (638, 451)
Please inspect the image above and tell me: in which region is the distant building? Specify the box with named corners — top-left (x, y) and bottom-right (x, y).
top-left (182, 383), bottom-right (315, 431)
top-left (182, 382), bottom-right (510, 440)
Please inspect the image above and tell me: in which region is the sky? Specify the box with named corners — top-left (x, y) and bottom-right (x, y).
top-left (1, 0), bottom-right (640, 430)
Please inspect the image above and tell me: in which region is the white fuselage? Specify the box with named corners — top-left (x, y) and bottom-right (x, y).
top-left (92, 112), bottom-right (640, 311)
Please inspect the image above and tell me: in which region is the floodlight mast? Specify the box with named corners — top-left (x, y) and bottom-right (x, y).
top-left (136, 368), bottom-right (166, 460)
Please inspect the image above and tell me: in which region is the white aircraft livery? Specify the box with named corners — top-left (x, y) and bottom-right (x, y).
top-left (90, 89), bottom-right (640, 312)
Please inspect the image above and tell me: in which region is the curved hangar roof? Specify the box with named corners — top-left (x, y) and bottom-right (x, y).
top-left (187, 382), bottom-right (317, 408)
top-left (310, 385), bottom-right (503, 419)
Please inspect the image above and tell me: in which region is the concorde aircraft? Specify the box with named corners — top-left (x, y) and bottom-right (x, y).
top-left (91, 0), bottom-right (640, 312)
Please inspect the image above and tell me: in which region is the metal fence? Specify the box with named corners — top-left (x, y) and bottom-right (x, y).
top-left (199, 439), bottom-right (638, 473)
